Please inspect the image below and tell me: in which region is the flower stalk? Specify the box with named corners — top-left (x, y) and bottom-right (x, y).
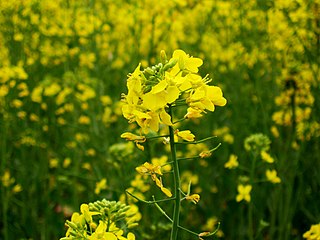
top-left (168, 105), bottom-right (181, 240)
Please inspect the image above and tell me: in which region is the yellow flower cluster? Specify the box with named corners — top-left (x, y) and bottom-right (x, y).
top-left (61, 200), bottom-right (138, 240)
top-left (135, 162), bottom-right (172, 197)
top-left (303, 223), bottom-right (320, 240)
top-left (121, 50), bottom-right (227, 134)
top-left (1, 170), bottom-right (22, 194)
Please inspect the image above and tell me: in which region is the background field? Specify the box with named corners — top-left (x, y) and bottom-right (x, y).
top-left (0, 0), bottom-right (319, 239)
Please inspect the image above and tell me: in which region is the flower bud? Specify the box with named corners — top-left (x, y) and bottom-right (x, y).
top-left (160, 50), bottom-right (167, 64)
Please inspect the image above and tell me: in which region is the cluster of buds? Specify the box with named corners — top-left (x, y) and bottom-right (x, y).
top-left (61, 199), bottom-right (138, 240)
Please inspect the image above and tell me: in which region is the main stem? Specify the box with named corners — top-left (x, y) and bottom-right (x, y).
top-left (248, 152), bottom-right (256, 240)
top-left (169, 106), bottom-right (180, 240)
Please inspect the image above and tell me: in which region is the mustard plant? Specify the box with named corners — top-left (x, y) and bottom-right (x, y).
top-left (121, 50), bottom-right (226, 239)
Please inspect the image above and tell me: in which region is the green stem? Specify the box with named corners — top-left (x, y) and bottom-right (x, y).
top-left (175, 136), bottom-right (217, 145)
top-left (248, 153), bottom-right (257, 240)
top-left (169, 105), bottom-right (180, 240)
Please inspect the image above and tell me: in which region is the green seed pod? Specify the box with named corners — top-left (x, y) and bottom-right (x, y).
top-left (66, 221), bottom-right (78, 230)
top-left (163, 58), bottom-right (178, 71)
top-left (119, 205), bottom-right (131, 213)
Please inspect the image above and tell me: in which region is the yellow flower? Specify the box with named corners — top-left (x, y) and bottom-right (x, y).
top-left (1, 170), bottom-right (14, 187)
top-left (136, 162), bottom-right (172, 197)
top-left (266, 170), bottom-right (281, 184)
top-left (303, 223), bottom-right (320, 240)
top-left (199, 150), bottom-right (212, 158)
top-left (88, 221), bottom-right (111, 240)
top-left (224, 154), bottom-right (239, 169)
top-left (188, 85), bottom-right (227, 112)
top-left (121, 132), bottom-right (146, 142)
top-left (30, 113), bottom-right (39, 122)
top-left (17, 111), bottom-right (27, 119)
top-left (78, 115), bottom-right (91, 124)
top-left (184, 107), bottom-right (203, 119)
top-left (261, 151), bottom-right (274, 163)
top-left (49, 158), bottom-right (59, 168)
top-left (236, 184), bottom-right (252, 202)
top-left (12, 184), bottom-right (22, 193)
top-left (136, 162), bottom-right (162, 176)
top-left (95, 178), bottom-right (107, 195)
top-left (151, 156), bottom-right (171, 172)
top-left (121, 132), bottom-right (146, 151)
top-left (185, 194), bottom-right (200, 204)
top-left (80, 204), bottom-right (100, 223)
top-left (176, 130), bottom-right (195, 142)
top-left (0, 85), bottom-right (9, 97)
top-left (63, 158), bottom-right (72, 168)
top-left (271, 126), bottom-right (280, 138)
top-left (170, 49), bottom-right (203, 75)
top-left (11, 99), bottom-right (23, 108)
top-left (142, 79), bottom-right (179, 111)
top-left (44, 83), bottom-right (61, 96)
top-left (86, 148), bottom-right (96, 156)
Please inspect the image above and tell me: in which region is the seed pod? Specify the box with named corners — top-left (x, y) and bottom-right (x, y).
top-left (163, 58), bottom-right (177, 71)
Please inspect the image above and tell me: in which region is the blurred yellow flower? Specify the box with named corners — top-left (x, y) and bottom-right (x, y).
top-left (95, 178), bottom-right (107, 195)
top-left (261, 151), bottom-right (274, 163)
top-left (303, 223), bottom-right (320, 240)
top-left (236, 184), bottom-right (252, 203)
top-left (11, 99), bottom-right (23, 108)
top-left (176, 130), bottom-right (195, 142)
top-left (266, 170), bottom-right (281, 184)
top-left (49, 158), bottom-right (59, 168)
top-left (186, 193), bottom-right (200, 204)
top-left (63, 158), bottom-right (72, 168)
top-left (78, 115), bottom-right (91, 125)
top-left (12, 184), bottom-right (22, 193)
top-left (224, 154), bottom-right (239, 169)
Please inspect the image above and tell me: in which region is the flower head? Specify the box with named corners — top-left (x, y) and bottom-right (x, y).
top-left (303, 223), bottom-right (320, 240)
top-left (236, 184), bottom-right (252, 203)
top-left (224, 154), bottom-right (239, 169)
top-left (266, 169), bottom-right (281, 184)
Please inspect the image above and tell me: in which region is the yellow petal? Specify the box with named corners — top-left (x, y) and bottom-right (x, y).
top-left (190, 88), bottom-right (205, 101)
top-left (133, 110), bottom-right (151, 119)
top-left (186, 57), bottom-right (203, 72)
top-left (127, 233), bottom-right (136, 240)
top-left (202, 97), bottom-right (215, 111)
top-left (177, 130), bottom-right (195, 142)
top-left (206, 86), bottom-right (227, 106)
top-left (161, 187), bottom-right (173, 197)
top-left (151, 80), bottom-right (168, 94)
top-left (143, 92), bottom-right (166, 110)
top-left (105, 233), bottom-right (118, 240)
top-left (165, 86), bottom-right (180, 103)
top-left (160, 110), bottom-right (173, 126)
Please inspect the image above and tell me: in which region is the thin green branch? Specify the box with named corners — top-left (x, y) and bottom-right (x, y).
top-left (126, 190), bottom-right (175, 204)
top-left (175, 136), bottom-right (217, 145)
top-left (173, 118), bottom-right (186, 124)
top-left (146, 134), bottom-right (170, 140)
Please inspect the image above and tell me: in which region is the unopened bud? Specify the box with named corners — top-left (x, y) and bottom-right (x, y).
top-left (160, 50), bottom-right (167, 64)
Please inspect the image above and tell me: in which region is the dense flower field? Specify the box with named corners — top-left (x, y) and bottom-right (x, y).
top-left (0, 0), bottom-right (319, 239)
